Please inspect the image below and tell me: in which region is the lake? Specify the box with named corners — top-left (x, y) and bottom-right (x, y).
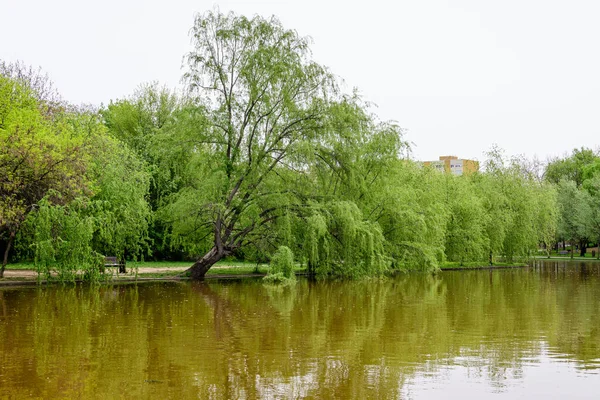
top-left (1, 260), bottom-right (599, 398)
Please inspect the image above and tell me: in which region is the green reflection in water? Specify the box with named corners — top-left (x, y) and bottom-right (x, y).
top-left (0, 261), bottom-right (599, 398)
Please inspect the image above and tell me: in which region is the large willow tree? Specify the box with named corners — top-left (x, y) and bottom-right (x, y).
top-left (178, 11), bottom-right (341, 278)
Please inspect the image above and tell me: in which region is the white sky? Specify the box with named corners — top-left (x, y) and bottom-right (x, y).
top-left (2, 0), bottom-right (599, 162)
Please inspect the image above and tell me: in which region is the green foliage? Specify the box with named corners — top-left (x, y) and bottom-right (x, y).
top-left (0, 73), bottom-right (90, 274)
top-left (0, 75), bottom-right (88, 230)
top-left (556, 180), bottom-right (594, 248)
top-left (545, 147), bottom-right (599, 187)
top-left (264, 245), bottom-right (296, 285)
top-left (369, 162), bottom-right (447, 271)
top-left (0, 68), bottom-right (152, 280)
top-left (27, 198), bottom-right (103, 282)
top-left (87, 132), bottom-right (151, 260)
top-left (15, 127), bottom-right (152, 282)
top-left (545, 147), bottom-right (600, 252)
top-left (160, 9), bottom-right (342, 276)
top-left (268, 246), bottom-right (295, 278)
top-left (3, 16), bottom-right (570, 279)
top-left (101, 84), bottom-right (190, 259)
top-left (533, 182), bottom-right (558, 256)
top-left (298, 202), bottom-right (389, 279)
top-left (444, 174), bottom-right (487, 264)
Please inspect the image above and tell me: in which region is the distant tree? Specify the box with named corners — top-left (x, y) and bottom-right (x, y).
top-left (545, 147), bottom-right (598, 187)
top-left (370, 160), bottom-right (448, 271)
top-left (102, 84), bottom-right (186, 259)
top-left (0, 75), bottom-right (88, 277)
top-left (22, 124), bottom-right (152, 281)
top-left (470, 147), bottom-right (557, 263)
top-left (443, 174), bottom-right (487, 265)
top-left (556, 180), bottom-right (593, 258)
top-left (0, 60), bottom-right (64, 116)
top-left (533, 182), bottom-right (558, 257)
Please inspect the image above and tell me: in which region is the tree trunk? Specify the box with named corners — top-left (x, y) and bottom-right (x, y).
top-left (186, 246), bottom-right (226, 279)
top-left (570, 246), bottom-right (574, 259)
top-left (1, 232), bottom-right (15, 279)
top-left (579, 240), bottom-right (587, 258)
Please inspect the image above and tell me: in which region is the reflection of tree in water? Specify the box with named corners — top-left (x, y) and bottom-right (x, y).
top-left (0, 263), bottom-right (600, 398)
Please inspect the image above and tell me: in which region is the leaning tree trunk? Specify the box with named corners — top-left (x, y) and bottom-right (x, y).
top-left (186, 246), bottom-right (227, 279)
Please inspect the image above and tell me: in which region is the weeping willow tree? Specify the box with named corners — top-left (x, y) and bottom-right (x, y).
top-left (263, 245), bottom-right (296, 284)
top-left (292, 98), bottom-right (435, 276)
top-left (297, 201), bottom-right (389, 278)
top-left (481, 148), bottom-right (558, 263)
top-left (372, 161), bottom-right (449, 271)
top-left (25, 197), bottom-right (102, 282)
top-left (161, 10), bottom-right (411, 279)
top-left (169, 10), bottom-right (333, 278)
top-left (443, 174), bottom-right (488, 265)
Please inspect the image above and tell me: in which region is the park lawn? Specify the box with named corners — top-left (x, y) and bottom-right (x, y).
top-left (4, 261), bottom-right (36, 270)
top-left (440, 261), bottom-right (527, 270)
top-left (533, 255), bottom-right (600, 261)
top-left (4, 259), bottom-right (310, 279)
top-left (127, 259), bottom-right (265, 269)
top-left (132, 263), bottom-right (309, 279)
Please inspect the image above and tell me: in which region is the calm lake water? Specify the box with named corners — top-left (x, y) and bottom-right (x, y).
top-left (1, 261), bottom-right (599, 399)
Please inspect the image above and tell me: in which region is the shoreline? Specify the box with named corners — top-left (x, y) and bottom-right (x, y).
top-left (1, 258), bottom-right (598, 287)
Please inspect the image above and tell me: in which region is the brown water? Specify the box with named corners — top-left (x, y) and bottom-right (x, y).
top-left (1, 261), bottom-right (599, 399)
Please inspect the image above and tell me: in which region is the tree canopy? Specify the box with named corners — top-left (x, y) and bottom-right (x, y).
top-left (1, 10), bottom-right (574, 280)
top-left (1, 65), bottom-right (151, 280)
top-left (0, 74), bottom-right (88, 276)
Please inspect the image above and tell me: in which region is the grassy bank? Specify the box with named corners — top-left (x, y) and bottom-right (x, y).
top-left (440, 261), bottom-right (528, 270)
top-left (1, 260), bottom-right (308, 281)
top-left (532, 256), bottom-right (600, 261)
top-left (4, 257), bottom-right (600, 283)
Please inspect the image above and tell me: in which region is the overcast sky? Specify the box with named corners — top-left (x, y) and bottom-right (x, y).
top-left (2, 0), bottom-right (599, 162)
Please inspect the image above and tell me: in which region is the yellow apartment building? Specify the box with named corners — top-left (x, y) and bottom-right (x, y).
top-left (423, 156), bottom-right (479, 176)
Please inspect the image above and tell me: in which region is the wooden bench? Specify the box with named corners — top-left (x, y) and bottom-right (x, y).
top-left (558, 251), bottom-right (569, 255)
top-left (104, 256), bottom-right (126, 273)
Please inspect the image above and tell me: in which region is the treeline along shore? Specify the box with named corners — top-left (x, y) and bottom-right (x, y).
top-left (1, 10), bottom-right (599, 283)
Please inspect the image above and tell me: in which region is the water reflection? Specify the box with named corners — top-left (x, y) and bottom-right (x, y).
top-left (0, 261), bottom-right (599, 398)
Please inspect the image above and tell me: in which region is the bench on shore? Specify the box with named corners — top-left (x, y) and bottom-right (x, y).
top-left (104, 256), bottom-right (126, 273)
top-left (558, 250), bottom-right (569, 255)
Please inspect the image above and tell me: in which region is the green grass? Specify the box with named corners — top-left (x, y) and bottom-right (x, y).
top-left (131, 264), bottom-right (307, 279)
top-left (4, 261), bottom-right (36, 270)
top-left (536, 247), bottom-right (600, 259)
top-left (533, 255), bottom-right (600, 261)
top-left (207, 265), bottom-right (269, 275)
top-left (440, 261), bottom-right (527, 270)
top-left (126, 259), bottom-right (265, 269)
top-left (539, 249), bottom-right (600, 259)
top-left (8, 255), bottom-right (599, 279)
top-left (3, 259), bottom-right (311, 280)
top-left (127, 260), bottom-right (190, 268)
top-left (126, 260), bottom-right (272, 277)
